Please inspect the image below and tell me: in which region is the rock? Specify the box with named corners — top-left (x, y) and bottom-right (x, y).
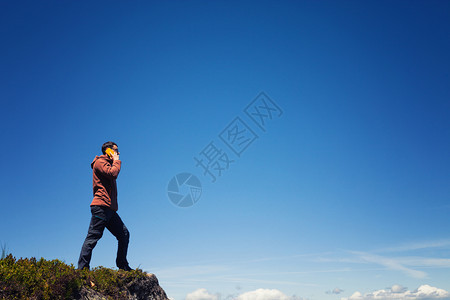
top-left (79, 273), bottom-right (169, 300)
top-left (127, 272), bottom-right (169, 300)
top-left (79, 286), bottom-right (108, 300)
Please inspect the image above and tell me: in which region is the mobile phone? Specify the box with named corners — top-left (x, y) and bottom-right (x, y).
top-left (105, 148), bottom-right (115, 158)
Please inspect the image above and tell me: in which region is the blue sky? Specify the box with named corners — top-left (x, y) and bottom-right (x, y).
top-left (1, 1), bottom-right (449, 299)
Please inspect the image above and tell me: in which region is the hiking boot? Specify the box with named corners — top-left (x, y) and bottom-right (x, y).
top-left (119, 265), bottom-right (133, 271)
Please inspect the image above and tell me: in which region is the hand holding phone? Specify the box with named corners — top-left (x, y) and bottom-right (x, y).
top-left (105, 148), bottom-right (115, 158)
top-left (106, 148), bottom-right (120, 160)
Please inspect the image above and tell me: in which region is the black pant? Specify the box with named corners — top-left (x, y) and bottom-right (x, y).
top-left (78, 205), bottom-right (130, 270)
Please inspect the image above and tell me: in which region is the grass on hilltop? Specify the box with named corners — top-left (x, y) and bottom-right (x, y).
top-left (0, 254), bottom-right (149, 300)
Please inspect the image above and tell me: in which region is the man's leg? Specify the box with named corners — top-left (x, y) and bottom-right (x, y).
top-left (78, 206), bottom-right (108, 270)
top-left (106, 212), bottom-right (130, 270)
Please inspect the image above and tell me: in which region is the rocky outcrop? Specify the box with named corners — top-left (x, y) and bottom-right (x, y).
top-left (0, 255), bottom-right (170, 300)
top-left (78, 273), bottom-right (170, 300)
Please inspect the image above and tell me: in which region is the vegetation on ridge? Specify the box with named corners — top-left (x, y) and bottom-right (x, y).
top-left (0, 254), bottom-right (149, 299)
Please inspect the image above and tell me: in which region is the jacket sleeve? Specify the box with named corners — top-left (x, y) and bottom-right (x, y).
top-left (94, 158), bottom-right (121, 178)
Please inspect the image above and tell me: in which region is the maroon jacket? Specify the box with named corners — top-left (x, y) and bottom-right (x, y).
top-left (90, 154), bottom-right (121, 211)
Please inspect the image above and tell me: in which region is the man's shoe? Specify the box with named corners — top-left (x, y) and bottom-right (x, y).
top-left (119, 265), bottom-right (133, 271)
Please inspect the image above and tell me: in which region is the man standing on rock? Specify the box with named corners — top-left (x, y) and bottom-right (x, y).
top-left (78, 141), bottom-right (132, 271)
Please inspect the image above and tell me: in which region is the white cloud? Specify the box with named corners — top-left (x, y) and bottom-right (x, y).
top-left (396, 257), bottom-right (450, 268)
top-left (375, 239), bottom-right (450, 253)
top-left (327, 287), bottom-right (344, 294)
top-left (185, 288), bottom-right (219, 300)
top-left (350, 251), bottom-right (427, 278)
top-left (390, 285), bottom-right (406, 293)
top-left (314, 240), bottom-right (450, 280)
top-left (235, 289), bottom-right (291, 300)
top-left (290, 296), bottom-right (307, 300)
top-left (185, 288), bottom-right (307, 300)
top-left (341, 284), bottom-right (450, 300)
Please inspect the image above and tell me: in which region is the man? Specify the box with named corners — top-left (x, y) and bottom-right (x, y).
top-left (78, 141), bottom-right (132, 271)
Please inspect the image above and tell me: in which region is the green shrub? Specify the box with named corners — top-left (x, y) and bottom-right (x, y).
top-left (0, 255), bottom-right (149, 300)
